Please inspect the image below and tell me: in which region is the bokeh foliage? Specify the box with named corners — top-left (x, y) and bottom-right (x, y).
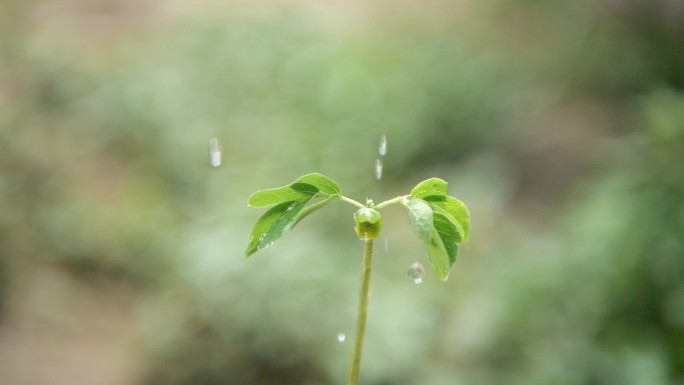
top-left (0, 0), bottom-right (682, 384)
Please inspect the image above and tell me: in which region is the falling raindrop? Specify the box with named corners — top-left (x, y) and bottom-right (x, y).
top-left (407, 262), bottom-right (425, 284)
top-left (209, 138), bottom-right (222, 167)
top-left (384, 237), bottom-right (389, 253)
top-left (337, 332), bottom-right (346, 343)
top-left (375, 159), bottom-right (383, 180)
top-left (379, 134), bottom-right (388, 156)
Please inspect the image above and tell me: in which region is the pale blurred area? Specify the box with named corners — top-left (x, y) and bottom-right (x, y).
top-left (1, 0), bottom-right (683, 384)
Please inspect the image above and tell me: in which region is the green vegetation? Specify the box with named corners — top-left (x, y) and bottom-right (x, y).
top-left (0, 1), bottom-right (682, 384)
top-left (246, 174), bottom-right (470, 384)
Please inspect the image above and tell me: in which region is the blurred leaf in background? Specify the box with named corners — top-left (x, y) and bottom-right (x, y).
top-left (0, 0), bottom-right (682, 384)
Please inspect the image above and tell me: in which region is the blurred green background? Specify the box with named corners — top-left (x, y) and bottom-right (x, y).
top-left (1, 0), bottom-right (683, 384)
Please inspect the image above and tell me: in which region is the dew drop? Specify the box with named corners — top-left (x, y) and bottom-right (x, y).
top-left (337, 332), bottom-right (346, 343)
top-left (209, 138), bottom-right (222, 167)
top-left (379, 134), bottom-right (388, 156)
top-left (258, 234), bottom-right (266, 241)
top-left (375, 159), bottom-right (383, 180)
top-left (408, 262), bottom-right (425, 285)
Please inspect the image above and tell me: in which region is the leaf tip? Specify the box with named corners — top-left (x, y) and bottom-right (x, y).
top-left (436, 267), bottom-right (451, 281)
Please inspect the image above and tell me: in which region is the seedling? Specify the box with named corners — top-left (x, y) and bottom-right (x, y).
top-left (245, 173), bottom-right (470, 385)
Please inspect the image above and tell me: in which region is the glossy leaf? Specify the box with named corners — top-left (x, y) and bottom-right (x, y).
top-left (413, 210), bottom-right (460, 281)
top-left (410, 177), bottom-right (448, 199)
top-left (424, 195), bottom-right (470, 242)
top-left (294, 194), bottom-right (340, 225)
top-left (423, 231), bottom-right (448, 279)
top-left (407, 198), bottom-right (434, 243)
top-left (404, 189), bottom-right (465, 280)
top-left (245, 196), bottom-right (315, 256)
top-left (248, 183), bottom-right (318, 208)
top-left (430, 204), bottom-right (463, 243)
top-left (248, 173), bottom-right (341, 208)
top-left (245, 173), bottom-right (344, 256)
top-left (433, 211), bottom-right (460, 270)
top-left (246, 201), bottom-right (292, 256)
top-left (295, 173), bottom-right (341, 195)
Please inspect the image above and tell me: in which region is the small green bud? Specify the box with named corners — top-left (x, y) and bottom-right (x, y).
top-left (353, 208), bottom-right (382, 240)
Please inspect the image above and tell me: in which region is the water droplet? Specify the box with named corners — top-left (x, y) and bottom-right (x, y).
top-left (384, 237), bottom-right (389, 252)
top-left (209, 138), bottom-right (222, 167)
top-left (287, 202), bottom-right (298, 211)
top-left (379, 134), bottom-right (388, 156)
top-left (258, 234), bottom-right (266, 241)
top-left (337, 332), bottom-right (346, 343)
top-left (408, 262), bottom-right (425, 284)
top-left (375, 159), bottom-right (383, 180)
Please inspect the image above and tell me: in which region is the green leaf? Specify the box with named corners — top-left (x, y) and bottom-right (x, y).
top-left (404, 196), bottom-right (461, 280)
top-left (433, 211), bottom-right (460, 267)
top-left (410, 178), bottom-right (448, 199)
top-left (407, 198), bottom-right (434, 243)
top-left (424, 212), bottom-right (460, 281)
top-left (295, 173), bottom-right (341, 195)
top-left (245, 173), bottom-right (343, 256)
top-left (248, 183), bottom-right (318, 208)
top-left (293, 194), bottom-right (340, 226)
top-left (247, 173), bottom-right (340, 208)
top-left (246, 201), bottom-right (291, 256)
top-left (424, 195), bottom-right (470, 242)
top-left (245, 196), bottom-right (315, 256)
top-left (430, 205), bottom-right (463, 243)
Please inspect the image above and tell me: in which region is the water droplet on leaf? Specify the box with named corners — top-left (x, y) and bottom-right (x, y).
top-left (209, 138), bottom-right (222, 167)
top-left (337, 332), bottom-right (346, 343)
top-left (408, 262), bottom-right (425, 284)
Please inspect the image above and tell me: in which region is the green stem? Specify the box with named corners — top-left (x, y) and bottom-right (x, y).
top-left (340, 195), bottom-right (366, 209)
top-left (347, 239), bottom-right (374, 385)
top-left (294, 194), bottom-right (340, 225)
top-left (374, 195), bottom-right (408, 210)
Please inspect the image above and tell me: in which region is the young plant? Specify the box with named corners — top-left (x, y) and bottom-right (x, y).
top-left (245, 173), bottom-right (470, 385)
